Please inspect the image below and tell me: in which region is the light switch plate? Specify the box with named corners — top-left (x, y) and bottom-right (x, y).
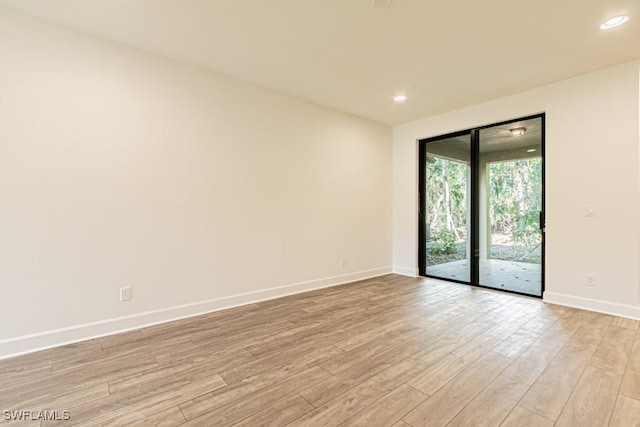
top-left (120, 287), bottom-right (132, 302)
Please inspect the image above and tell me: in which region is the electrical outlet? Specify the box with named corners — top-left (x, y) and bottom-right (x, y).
top-left (340, 257), bottom-right (346, 267)
top-left (120, 287), bottom-right (132, 302)
top-left (585, 274), bottom-right (596, 287)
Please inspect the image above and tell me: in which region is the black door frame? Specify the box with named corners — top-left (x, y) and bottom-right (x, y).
top-left (418, 113), bottom-right (546, 298)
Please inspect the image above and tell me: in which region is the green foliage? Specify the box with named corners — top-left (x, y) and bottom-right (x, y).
top-left (430, 230), bottom-right (457, 255)
top-left (425, 152), bottom-right (542, 248)
top-left (489, 158), bottom-right (542, 243)
top-left (426, 156), bottom-right (468, 235)
top-left (513, 209), bottom-right (542, 244)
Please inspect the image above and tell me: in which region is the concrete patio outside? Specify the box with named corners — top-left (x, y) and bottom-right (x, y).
top-left (426, 258), bottom-right (542, 296)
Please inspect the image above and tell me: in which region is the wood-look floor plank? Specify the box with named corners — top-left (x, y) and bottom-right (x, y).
top-left (154, 341), bottom-right (255, 367)
top-left (242, 323), bottom-right (354, 361)
top-left (501, 331), bottom-right (567, 385)
top-left (446, 375), bottom-right (529, 427)
top-left (518, 344), bottom-right (593, 421)
top-left (628, 331), bottom-right (640, 372)
top-left (492, 326), bottom-right (541, 358)
top-left (407, 338), bottom-right (492, 395)
top-left (97, 329), bottom-right (146, 350)
top-left (101, 336), bottom-right (195, 362)
top-left (621, 331), bottom-right (640, 401)
top-left (318, 334), bottom-right (409, 376)
top-left (219, 344), bottom-right (343, 385)
top-left (232, 394), bottom-right (314, 427)
top-left (612, 317), bottom-right (640, 330)
top-left (517, 309), bottom-right (562, 336)
top-left (500, 406), bottom-right (554, 427)
top-left (41, 374), bottom-right (226, 426)
top-left (1, 380), bottom-right (107, 417)
top-left (1, 349), bottom-right (153, 410)
top-left (0, 365), bottom-right (52, 389)
top-left (50, 345), bottom-right (158, 381)
top-left (178, 360), bottom-right (324, 421)
top-left (107, 355), bottom-right (236, 398)
top-left (590, 325), bottom-right (636, 375)
top-left (291, 359), bottom-right (426, 427)
top-left (408, 334), bottom-right (464, 367)
top-left (609, 395), bottom-right (640, 427)
top-left (403, 351), bottom-right (512, 427)
top-left (339, 384), bottom-right (427, 427)
top-left (334, 320), bottom-right (424, 352)
top-left (542, 308), bottom-right (585, 339)
top-left (620, 368), bottom-right (640, 401)
top-left (180, 366), bottom-right (330, 426)
top-left (0, 416), bottom-right (41, 427)
top-left (0, 340), bottom-right (101, 376)
top-left (100, 405), bottom-right (187, 427)
top-left (38, 383), bottom-right (110, 415)
top-left (555, 365), bottom-right (622, 427)
top-left (299, 340), bottom-right (425, 408)
top-left (567, 313), bottom-right (614, 352)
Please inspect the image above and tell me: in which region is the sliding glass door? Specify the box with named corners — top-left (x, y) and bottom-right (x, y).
top-left (478, 117), bottom-right (543, 296)
top-left (419, 114), bottom-right (544, 297)
top-left (422, 133), bottom-right (471, 282)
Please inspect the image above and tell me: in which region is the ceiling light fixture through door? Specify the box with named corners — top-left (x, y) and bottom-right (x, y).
top-left (510, 127), bottom-right (526, 137)
top-left (600, 16), bottom-right (629, 29)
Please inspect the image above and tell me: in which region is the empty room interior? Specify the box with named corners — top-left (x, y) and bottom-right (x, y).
top-left (1, 1), bottom-right (640, 426)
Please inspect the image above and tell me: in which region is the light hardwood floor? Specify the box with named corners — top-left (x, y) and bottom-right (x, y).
top-left (1, 274), bottom-right (639, 426)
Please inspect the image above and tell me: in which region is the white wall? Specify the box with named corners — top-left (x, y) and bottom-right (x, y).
top-left (0, 8), bottom-right (392, 358)
top-left (393, 61), bottom-right (640, 318)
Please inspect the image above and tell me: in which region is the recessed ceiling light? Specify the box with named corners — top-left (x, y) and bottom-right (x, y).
top-left (600, 16), bottom-right (629, 29)
top-left (393, 95), bottom-right (407, 102)
top-left (510, 127), bottom-right (526, 137)
top-left (372, 0), bottom-right (393, 7)
top-left (527, 149), bottom-right (536, 153)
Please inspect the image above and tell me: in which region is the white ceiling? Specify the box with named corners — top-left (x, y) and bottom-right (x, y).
top-left (1, 0), bottom-right (639, 125)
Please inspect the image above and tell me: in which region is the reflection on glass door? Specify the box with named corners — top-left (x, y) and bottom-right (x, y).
top-left (424, 134), bottom-right (471, 282)
top-left (478, 117), bottom-right (543, 296)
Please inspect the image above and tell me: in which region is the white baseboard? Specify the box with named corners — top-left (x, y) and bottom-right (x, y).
top-left (0, 266), bottom-right (392, 360)
top-left (544, 291), bottom-right (640, 320)
top-left (393, 266), bottom-right (418, 277)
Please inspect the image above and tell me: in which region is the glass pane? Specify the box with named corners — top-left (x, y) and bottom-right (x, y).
top-left (478, 118), bottom-right (543, 296)
top-left (425, 134), bottom-right (471, 282)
